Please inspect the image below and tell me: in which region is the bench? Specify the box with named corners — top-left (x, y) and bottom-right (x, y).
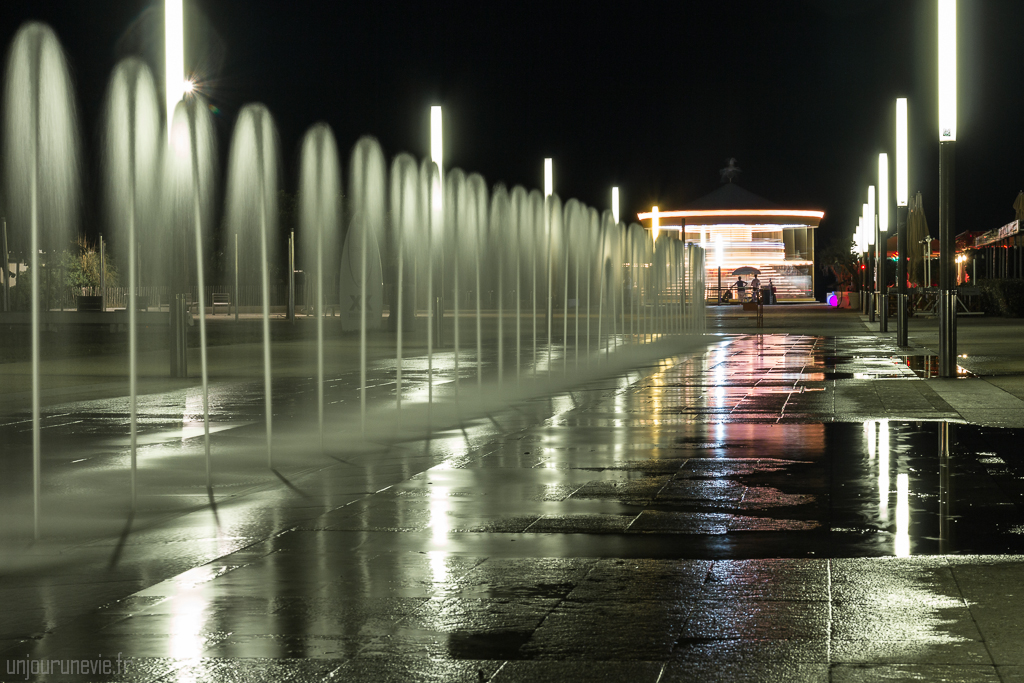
top-left (212, 292), bottom-right (231, 315)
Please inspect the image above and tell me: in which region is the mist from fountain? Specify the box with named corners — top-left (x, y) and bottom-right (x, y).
top-left (347, 137), bottom-right (387, 431)
top-left (225, 104), bottom-right (279, 467)
top-left (103, 57), bottom-right (162, 510)
top-left (3, 22), bottom-right (80, 539)
top-left (389, 152), bottom-right (420, 411)
top-left (298, 123), bottom-right (342, 450)
top-left (169, 97), bottom-right (217, 486)
top-left (0, 21), bottom-right (707, 538)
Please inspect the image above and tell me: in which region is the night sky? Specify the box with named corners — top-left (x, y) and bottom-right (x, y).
top-left (2, 0), bottom-right (1023, 257)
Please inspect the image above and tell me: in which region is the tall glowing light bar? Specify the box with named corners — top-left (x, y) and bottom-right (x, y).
top-left (611, 187), bottom-right (620, 224)
top-left (862, 204), bottom-right (870, 248)
top-left (896, 97), bottom-right (910, 345)
top-left (430, 106), bottom-right (443, 188)
top-left (878, 155), bottom-right (889, 234)
top-left (938, 0), bottom-right (957, 142)
top-left (938, 0), bottom-right (957, 376)
top-left (867, 189), bottom-right (875, 246)
top-left (543, 158), bottom-right (553, 197)
top-left (165, 0), bottom-right (185, 141)
top-left (651, 206), bottom-right (660, 243)
top-left (878, 156), bottom-right (890, 331)
top-left (896, 99), bottom-right (909, 207)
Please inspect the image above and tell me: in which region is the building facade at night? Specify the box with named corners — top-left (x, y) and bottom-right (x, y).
top-left (638, 183), bottom-right (824, 301)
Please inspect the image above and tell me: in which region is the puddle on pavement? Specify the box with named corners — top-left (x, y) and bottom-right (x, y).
top-left (656, 420), bottom-right (1024, 557)
top-left (503, 420), bottom-right (1024, 558)
top-left (896, 355), bottom-right (975, 378)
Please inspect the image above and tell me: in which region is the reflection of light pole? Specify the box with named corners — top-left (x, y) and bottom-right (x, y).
top-left (896, 98), bottom-right (910, 345)
top-left (878, 153), bottom-right (889, 332)
top-left (938, 0), bottom-right (957, 376)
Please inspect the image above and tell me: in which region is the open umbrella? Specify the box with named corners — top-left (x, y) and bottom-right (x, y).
top-left (1014, 190), bottom-right (1024, 223)
top-left (731, 266), bottom-right (760, 276)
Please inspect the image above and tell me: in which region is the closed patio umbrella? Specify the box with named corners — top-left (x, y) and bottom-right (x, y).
top-left (907, 191), bottom-right (930, 286)
top-left (1013, 190), bottom-right (1024, 223)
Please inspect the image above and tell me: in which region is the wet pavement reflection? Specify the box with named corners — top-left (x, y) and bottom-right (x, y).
top-left (3, 333), bottom-right (1024, 679)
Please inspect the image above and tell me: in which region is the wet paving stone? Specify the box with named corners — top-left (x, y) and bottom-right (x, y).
top-left (522, 599), bottom-right (692, 660)
top-left (6, 332), bottom-right (1024, 679)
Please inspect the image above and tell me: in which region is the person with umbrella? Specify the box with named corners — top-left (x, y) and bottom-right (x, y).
top-left (731, 266), bottom-right (760, 302)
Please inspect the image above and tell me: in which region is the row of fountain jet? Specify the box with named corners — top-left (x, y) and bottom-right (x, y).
top-left (2, 22), bottom-right (705, 537)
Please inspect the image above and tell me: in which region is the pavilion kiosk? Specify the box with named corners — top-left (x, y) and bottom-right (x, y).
top-left (638, 183), bottom-right (823, 302)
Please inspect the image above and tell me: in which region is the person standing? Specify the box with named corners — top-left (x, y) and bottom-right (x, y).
top-left (750, 274), bottom-right (761, 302)
top-left (735, 276), bottom-right (746, 302)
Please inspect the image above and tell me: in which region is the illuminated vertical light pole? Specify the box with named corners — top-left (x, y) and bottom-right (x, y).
top-left (896, 98), bottom-right (910, 345)
top-left (165, 0), bottom-right (184, 142)
top-left (431, 106), bottom-right (443, 191)
top-left (938, 0), bottom-right (957, 376)
top-left (856, 217), bottom-right (864, 303)
top-left (430, 106), bottom-right (443, 349)
top-left (544, 158), bottom-right (552, 372)
top-left (611, 187), bottom-right (620, 224)
top-left (878, 153), bottom-right (890, 332)
top-left (165, 0), bottom-right (190, 379)
top-left (868, 187), bottom-right (876, 322)
top-left (651, 206), bottom-right (660, 246)
top-left (861, 203), bottom-right (870, 313)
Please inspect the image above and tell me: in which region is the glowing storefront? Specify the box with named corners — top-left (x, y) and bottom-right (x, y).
top-left (638, 183), bottom-right (823, 301)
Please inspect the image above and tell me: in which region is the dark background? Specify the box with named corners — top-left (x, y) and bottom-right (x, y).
top-left (1, 1), bottom-right (1021, 270)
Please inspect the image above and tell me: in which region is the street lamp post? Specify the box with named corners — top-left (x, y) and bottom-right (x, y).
top-left (861, 204), bottom-right (870, 314)
top-left (878, 153), bottom-right (889, 332)
top-left (611, 187), bottom-right (620, 224)
top-left (868, 187), bottom-right (876, 322)
top-left (938, 0), bottom-right (957, 376)
top-left (896, 98), bottom-right (910, 345)
top-left (165, 0), bottom-right (188, 378)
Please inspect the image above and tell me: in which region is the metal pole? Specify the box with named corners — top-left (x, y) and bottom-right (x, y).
top-left (861, 253), bottom-right (868, 314)
top-left (896, 205), bottom-right (909, 345)
top-left (99, 234), bottom-right (106, 312)
top-left (288, 230), bottom-right (295, 323)
top-left (1, 217), bottom-right (8, 312)
top-left (234, 233), bottom-right (239, 321)
top-left (938, 141), bottom-right (957, 376)
top-left (876, 213), bottom-right (887, 332)
top-left (868, 242), bottom-right (875, 323)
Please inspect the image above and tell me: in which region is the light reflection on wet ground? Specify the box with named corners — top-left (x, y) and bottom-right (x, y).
top-left (3, 332), bottom-right (1024, 677)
